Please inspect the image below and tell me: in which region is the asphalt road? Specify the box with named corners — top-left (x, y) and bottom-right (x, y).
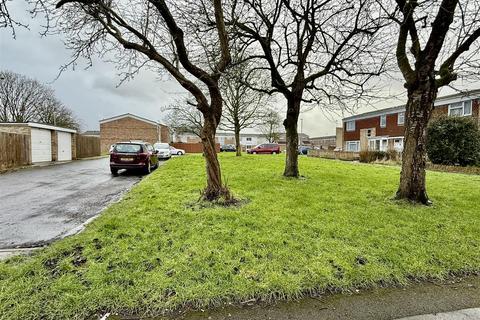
top-left (0, 157), bottom-right (156, 249)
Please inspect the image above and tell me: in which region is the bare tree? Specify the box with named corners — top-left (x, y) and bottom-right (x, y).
top-left (258, 108), bottom-right (282, 143)
top-left (220, 61), bottom-right (268, 156)
top-left (387, 0), bottom-right (480, 204)
top-left (0, 70), bottom-right (80, 129)
top-left (163, 99), bottom-right (204, 140)
top-left (0, 71), bottom-right (44, 122)
top-left (1, 0), bottom-right (49, 37)
top-left (54, 0), bottom-right (232, 201)
top-left (230, 0), bottom-right (388, 177)
top-left (35, 97), bottom-right (80, 130)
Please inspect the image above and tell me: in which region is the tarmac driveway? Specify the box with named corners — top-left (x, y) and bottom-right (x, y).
top-left (0, 157), bottom-right (160, 249)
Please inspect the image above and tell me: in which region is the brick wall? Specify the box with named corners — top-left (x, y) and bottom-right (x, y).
top-left (51, 131), bottom-right (58, 161)
top-left (100, 117), bottom-right (168, 153)
top-left (160, 125), bottom-right (170, 143)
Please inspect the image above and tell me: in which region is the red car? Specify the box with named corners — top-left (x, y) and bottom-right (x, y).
top-left (110, 142), bottom-right (159, 175)
top-left (247, 143), bottom-right (280, 154)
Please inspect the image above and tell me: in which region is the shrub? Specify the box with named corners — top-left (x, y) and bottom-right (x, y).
top-left (426, 116), bottom-right (480, 166)
top-left (360, 150), bottom-right (386, 163)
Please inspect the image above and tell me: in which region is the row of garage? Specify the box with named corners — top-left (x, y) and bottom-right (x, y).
top-left (0, 123), bottom-right (76, 163)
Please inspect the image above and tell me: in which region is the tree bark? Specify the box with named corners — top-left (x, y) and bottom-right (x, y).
top-left (234, 125), bottom-right (241, 156)
top-left (201, 113), bottom-right (224, 200)
top-left (396, 85), bottom-right (437, 204)
top-left (283, 96), bottom-right (301, 177)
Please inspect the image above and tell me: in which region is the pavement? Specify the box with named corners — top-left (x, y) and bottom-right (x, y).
top-left (398, 308), bottom-right (480, 319)
top-left (160, 276), bottom-right (480, 320)
top-left (0, 157), bottom-right (161, 250)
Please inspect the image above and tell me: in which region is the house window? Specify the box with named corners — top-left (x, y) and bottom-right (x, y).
top-left (346, 121), bottom-right (355, 131)
top-left (246, 137), bottom-right (252, 141)
top-left (380, 115), bottom-right (387, 128)
top-left (397, 112), bottom-right (405, 125)
top-left (448, 100), bottom-right (472, 117)
top-left (346, 141), bottom-right (360, 152)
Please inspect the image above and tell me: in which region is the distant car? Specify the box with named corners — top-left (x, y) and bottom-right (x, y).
top-left (153, 143), bottom-right (172, 159)
top-left (170, 146), bottom-right (185, 155)
top-left (110, 142), bottom-right (159, 175)
top-left (298, 146), bottom-right (312, 155)
top-left (220, 144), bottom-right (236, 152)
top-left (247, 143), bottom-right (280, 154)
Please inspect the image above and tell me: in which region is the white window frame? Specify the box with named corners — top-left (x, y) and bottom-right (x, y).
top-left (448, 100), bottom-right (472, 117)
top-left (380, 115), bottom-right (387, 128)
top-left (345, 141), bottom-right (360, 152)
top-left (346, 120), bottom-right (355, 132)
top-left (397, 112), bottom-right (405, 125)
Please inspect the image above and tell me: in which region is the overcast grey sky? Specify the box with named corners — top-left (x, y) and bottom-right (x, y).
top-left (1, 2), bottom-right (477, 136)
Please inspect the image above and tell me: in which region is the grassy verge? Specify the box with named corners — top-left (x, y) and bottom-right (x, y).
top-left (1, 154), bottom-right (479, 319)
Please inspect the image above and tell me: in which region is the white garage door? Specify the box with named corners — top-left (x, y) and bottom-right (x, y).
top-left (31, 128), bottom-right (52, 163)
top-left (57, 132), bottom-right (72, 161)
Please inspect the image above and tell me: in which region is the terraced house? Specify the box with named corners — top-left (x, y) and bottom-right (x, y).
top-left (339, 89), bottom-right (480, 152)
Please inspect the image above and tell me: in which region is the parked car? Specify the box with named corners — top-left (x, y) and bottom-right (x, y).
top-left (170, 146), bottom-right (185, 155)
top-left (298, 145), bottom-right (312, 155)
top-left (220, 144), bottom-right (236, 152)
top-left (153, 143), bottom-right (172, 160)
top-left (110, 142), bottom-right (159, 175)
top-left (247, 143), bottom-right (280, 154)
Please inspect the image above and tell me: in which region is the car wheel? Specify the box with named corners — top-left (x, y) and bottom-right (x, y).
top-left (272, 151), bottom-right (277, 155)
top-left (177, 151), bottom-right (182, 155)
top-left (252, 151), bottom-right (257, 154)
top-left (110, 167), bottom-right (118, 176)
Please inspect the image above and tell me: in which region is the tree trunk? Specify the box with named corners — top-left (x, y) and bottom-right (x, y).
top-left (283, 97), bottom-right (301, 177)
top-left (200, 114), bottom-right (224, 200)
top-left (396, 86), bottom-right (437, 205)
top-left (234, 126), bottom-right (241, 156)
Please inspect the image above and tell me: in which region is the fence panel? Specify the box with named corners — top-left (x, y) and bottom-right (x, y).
top-left (171, 142), bottom-right (220, 153)
top-left (76, 134), bottom-right (101, 158)
top-left (0, 132), bottom-right (31, 170)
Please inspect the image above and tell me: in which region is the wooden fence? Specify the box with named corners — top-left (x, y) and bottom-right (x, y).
top-left (0, 132), bottom-right (31, 170)
top-left (308, 149), bottom-right (360, 161)
top-left (76, 134), bottom-right (101, 159)
top-left (171, 142), bottom-right (220, 153)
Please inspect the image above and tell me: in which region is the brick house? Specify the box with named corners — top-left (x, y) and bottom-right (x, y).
top-left (339, 89), bottom-right (480, 152)
top-left (99, 113), bottom-right (170, 152)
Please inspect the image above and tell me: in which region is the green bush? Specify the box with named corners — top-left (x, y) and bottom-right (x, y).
top-left (360, 150), bottom-right (401, 163)
top-left (426, 116), bottom-right (480, 166)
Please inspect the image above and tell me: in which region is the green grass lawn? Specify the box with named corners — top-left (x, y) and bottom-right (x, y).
top-left (1, 154), bottom-right (480, 319)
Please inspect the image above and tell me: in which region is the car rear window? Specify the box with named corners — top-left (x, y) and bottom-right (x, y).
top-left (154, 143), bottom-right (169, 149)
top-left (114, 144), bottom-right (143, 153)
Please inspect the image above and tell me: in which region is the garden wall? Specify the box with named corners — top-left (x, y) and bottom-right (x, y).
top-left (308, 149), bottom-right (360, 161)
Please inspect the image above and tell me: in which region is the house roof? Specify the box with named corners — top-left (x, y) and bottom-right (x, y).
top-left (310, 135), bottom-right (336, 140)
top-left (342, 88), bottom-right (480, 122)
top-left (0, 122), bottom-right (77, 133)
top-left (82, 130), bottom-right (100, 136)
top-left (99, 113), bottom-right (166, 127)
